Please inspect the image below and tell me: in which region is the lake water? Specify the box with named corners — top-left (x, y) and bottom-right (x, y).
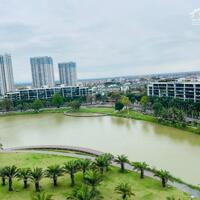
top-left (0, 113), bottom-right (200, 185)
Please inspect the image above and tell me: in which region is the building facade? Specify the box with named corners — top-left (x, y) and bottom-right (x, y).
top-left (58, 62), bottom-right (77, 86)
top-left (147, 82), bottom-right (200, 102)
top-left (30, 56), bottom-right (55, 88)
top-left (7, 86), bottom-right (90, 101)
top-left (0, 54), bottom-right (15, 96)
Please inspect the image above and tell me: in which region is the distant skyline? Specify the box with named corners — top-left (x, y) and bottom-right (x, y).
top-left (0, 0), bottom-right (200, 82)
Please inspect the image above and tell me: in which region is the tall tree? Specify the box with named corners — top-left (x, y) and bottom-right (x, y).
top-left (4, 165), bottom-right (18, 191)
top-left (17, 168), bottom-right (31, 188)
top-left (154, 170), bottom-right (172, 188)
top-left (94, 153), bottom-right (113, 174)
top-left (140, 96), bottom-right (149, 112)
top-left (52, 93), bottom-right (64, 108)
top-left (115, 155), bottom-right (129, 172)
top-left (63, 160), bottom-right (80, 186)
top-left (95, 155), bottom-right (109, 174)
top-left (78, 159), bottom-right (92, 176)
top-left (115, 183), bottom-right (135, 200)
top-left (30, 167), bottom-right (44, 192)
top-left (115, 102), bottom-right (124, 111)
top-left (67, 185), bottom-right (102, 200)
top-left (1, 98), bottom-right (13, 112)
top-left (46, 165), bottom-right (63, 186)
top-left (0, 167), bottom-right (6, 186)
top-left (32, 99), bottom-right (43, 112)
top-left (84, 170), bottom-right (103, 197)
top-left (69, 100), bottom-right (81, 111)
top-left (121, 96), bottom-right (131, 110)
top-left (152, 102), bottom-right (163, 117)
top-left (132, 162), bottom-right (148, 179)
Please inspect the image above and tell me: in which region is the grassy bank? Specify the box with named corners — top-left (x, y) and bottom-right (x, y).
top-left (78, 107), bottom-right (199, 134)
top-left (0, 152), bottom-right (190, 200)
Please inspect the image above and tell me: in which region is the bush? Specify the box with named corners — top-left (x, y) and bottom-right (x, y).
top-left (115, 102), bottom-right (124, 111)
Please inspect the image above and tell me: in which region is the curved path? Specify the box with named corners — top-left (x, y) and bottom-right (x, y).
top-left (64, 112), bottom-right (108, 117)
top-left (2, 145), bottom-right (200, 199)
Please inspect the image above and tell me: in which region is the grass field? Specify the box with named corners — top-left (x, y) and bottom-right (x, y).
top-left (0, 152), bottom-right (190, 200)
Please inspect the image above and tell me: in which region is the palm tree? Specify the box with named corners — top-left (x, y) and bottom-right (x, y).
top-left (4, 165), bottom-right (18, 191)
top-left (84, 170), bottom-right (102, 197)
top-left (102, 153), bottom-right (114, 171)
top-left (32, 192), bottom-right (54, 200)
top-left (94, 153), bottom-right (113, 174)
top-left (131, 162), bottom-right (148, 179)
top-left (67, 185), bottom-right (102, 200)
top-left (95, 156), bottom-right (108, 174)
top-left (78, 159), bottom-right (92, 176)
top-left (30, 167), bottom-right (44, 192)
top-left (115, 183), bottom-right (135, 200)
top-left (115, 155), bottom-right (129, 172)
top-left (46, 165), bottom-right (63, 186)
top-left (63, 160), bottom-right (80, 186)
top-left (17, 168), bottom-right (31, 188)
top-left (154, 169), bottom-right (172, 188)
top-left (0, 167), bottom-right (6, 186)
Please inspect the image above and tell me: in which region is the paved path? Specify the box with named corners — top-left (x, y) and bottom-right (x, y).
top-left (2, 145), bottom-right (200, 199)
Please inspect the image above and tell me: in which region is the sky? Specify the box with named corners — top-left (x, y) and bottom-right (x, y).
top-left (0, 0), bottom-right (200, 82)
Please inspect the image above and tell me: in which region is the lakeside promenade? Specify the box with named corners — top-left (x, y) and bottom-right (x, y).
top-left (2, 145), bottom-right (200, 199)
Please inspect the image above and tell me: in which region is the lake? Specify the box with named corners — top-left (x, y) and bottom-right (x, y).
top-left (0, 113), bottom-right (200, 185)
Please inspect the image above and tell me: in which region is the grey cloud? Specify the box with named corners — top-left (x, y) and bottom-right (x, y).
top-left (0, 0), bottom-right (200, 82)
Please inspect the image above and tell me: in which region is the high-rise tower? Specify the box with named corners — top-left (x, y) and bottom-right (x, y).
top-left (58, 62), bottom-right (77, 86)
top-left (30, 56), bottom-right (55, 88)
top-left (0, 53), bottom-right (15, 96)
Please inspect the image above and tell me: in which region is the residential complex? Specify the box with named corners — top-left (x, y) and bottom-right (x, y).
top-left (58, 62), bottom-right (77, 86)
top-left (7, 86), bottom-right (90, 101)
top-left (147, 82), bottom-right (200, 102)
top-left (0, 54), bottom-right (15, 96)
top-left (30, 56), bottom-right (55, 88)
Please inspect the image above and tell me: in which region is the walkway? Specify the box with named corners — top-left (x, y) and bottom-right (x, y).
top-left (2, 145), bottom-right (200, 199)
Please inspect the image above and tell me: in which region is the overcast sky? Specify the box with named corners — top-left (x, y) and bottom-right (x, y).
top-left (0, 0), bottom-right (200, 82)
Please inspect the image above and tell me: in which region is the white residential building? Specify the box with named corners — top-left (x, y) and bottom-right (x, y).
top-left (0, 54), bottom-right (15, 96)
top-left (58, 62), bottom-right (77, 86)
top-left (30, 56), bottom-right (55, 88)
top-left (147, 82), bottom-right (200, 102)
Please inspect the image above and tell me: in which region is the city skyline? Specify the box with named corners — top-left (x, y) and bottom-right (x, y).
top-left (0, 0), bottom-right (200, 82)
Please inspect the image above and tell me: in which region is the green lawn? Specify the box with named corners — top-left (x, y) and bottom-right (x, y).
top-left (0, 152), bottom-right (190, 200)
top-left (79, 107), bottom-right (156, 122)
top-left (79, 107), bottom-right (198, 134)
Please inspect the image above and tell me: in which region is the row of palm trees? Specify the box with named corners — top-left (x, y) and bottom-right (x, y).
top-left (0, 153), bottom-right (173, 199)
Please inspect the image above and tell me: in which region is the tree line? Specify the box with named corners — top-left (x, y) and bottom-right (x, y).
top-left (0, 93), bottom-right (82, 113)
top-left (112, 92), bottom-right (200, 129)
top-left (1, 91), bottom-right (199, 129)
top-left (0, 153), bottom-right (174, 200)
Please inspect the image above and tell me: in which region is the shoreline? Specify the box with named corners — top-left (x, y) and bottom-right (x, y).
top-left (0, 106), bottom-right (199, 135)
